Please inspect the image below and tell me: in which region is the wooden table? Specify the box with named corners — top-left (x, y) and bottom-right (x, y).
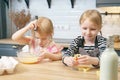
top-left (0, 60), bottom-right (120, 80)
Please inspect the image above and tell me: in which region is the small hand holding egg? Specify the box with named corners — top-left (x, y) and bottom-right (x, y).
top-left (37, 48), bottom-right (47, 61)
top-left (73, 54), bottom-right (92, 72)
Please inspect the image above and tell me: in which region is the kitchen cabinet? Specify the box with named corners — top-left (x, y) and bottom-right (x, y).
top-left (0, 0), bottom-right (7, 38)
top-left (0, 44), bottom-right (24, 56)
top-left (96, 0), bottom-right (120, 7)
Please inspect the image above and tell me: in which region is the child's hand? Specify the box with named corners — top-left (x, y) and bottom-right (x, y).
top-left (26, 20), bottom-right (37, 30)
top-left (37, 48), bottom-right (47, 61)
top-left (77, 55), bottom-right (94, 65)
top-left (64, 57), bottom-right (77, 67)
top-left (38, 48), bottom-right (50, 59)
top-left (38, 55), bottom-right (44, 62)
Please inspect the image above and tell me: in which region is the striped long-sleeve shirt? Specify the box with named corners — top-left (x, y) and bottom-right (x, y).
top-left (62, 35), bottom-right (107, 62)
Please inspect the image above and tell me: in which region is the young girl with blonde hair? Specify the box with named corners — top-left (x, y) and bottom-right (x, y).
top-left (12, 17), bottom-right (63, 61)
top-left (62, 10), bottom-right (107, 68)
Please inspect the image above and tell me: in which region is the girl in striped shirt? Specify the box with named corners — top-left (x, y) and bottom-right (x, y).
top-left (62, 10), bottom-right (107, 68)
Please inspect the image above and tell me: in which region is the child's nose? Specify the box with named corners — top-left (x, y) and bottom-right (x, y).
top-left (86, 29), bottom-right (91, 34)
top-left (39, 42), bottom-right (43, 46)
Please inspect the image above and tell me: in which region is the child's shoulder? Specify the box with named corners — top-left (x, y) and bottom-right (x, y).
top-left (97, 35), bottom-right (107, 47)
top-left (97, 35), bottom-right (107, 42)
top-left (73, 36), bottom-right (83, 41)
top-left (72, 36), bottom-right (83, 44)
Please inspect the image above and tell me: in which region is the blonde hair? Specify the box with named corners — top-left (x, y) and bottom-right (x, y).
top-left (80, 10), bottom-right (102, 28)
top-left (36, 17), bottom-right (54, 37)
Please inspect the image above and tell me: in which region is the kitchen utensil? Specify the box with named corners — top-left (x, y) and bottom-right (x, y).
top-left (25, 0), bottom-right (29, 8)
top-left (29, 23), bottom-right (39, 54)
top-left (47, 0), bottom-right (51, 8)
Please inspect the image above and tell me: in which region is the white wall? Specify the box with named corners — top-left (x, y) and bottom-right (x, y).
top-left (7, 0), bottom-right (120, 40)
top-left (8, 0), bottom-right (96, 40)
top-left (98, 7), bottom-right (120, 38)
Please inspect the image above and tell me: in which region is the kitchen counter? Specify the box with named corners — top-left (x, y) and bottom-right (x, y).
top-left (0, 39), bottom-right (26, 45)
top-left (0, 38), bottom-right (69, 47)
top-left (1, 60), bottom-right (120, 80)
top-left (0, 38), bottom-right (120, 50)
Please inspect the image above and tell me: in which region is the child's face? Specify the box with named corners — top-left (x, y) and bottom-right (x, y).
top-left (35, 33), bottom-right (51, 47)
top-left (80, 19), bottom-right (100, 41)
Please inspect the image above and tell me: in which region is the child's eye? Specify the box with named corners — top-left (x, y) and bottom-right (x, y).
top-left (35, 37), bottom-right (39, 39)
top-left (83, 28), bottom-right (87, 30)
top-left (91, 29), bottom-right (96, 30)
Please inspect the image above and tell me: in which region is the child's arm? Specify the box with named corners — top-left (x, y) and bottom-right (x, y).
top-left (12, 26), bottom-right (31, 44)
top-left (44, 52), bottom-right (62, 61)
top-left (62, 37), bottom-right (81, 66)
top-left (12, 20), bottom-right (36, 44)
top-left (63, 56), bottom-right (75, 66)
top-left (40, 43), bottom-right (63, 61)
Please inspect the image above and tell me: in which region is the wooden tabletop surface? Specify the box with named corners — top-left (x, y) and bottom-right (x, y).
top-left (0, 59), bottom-right (120, 80)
